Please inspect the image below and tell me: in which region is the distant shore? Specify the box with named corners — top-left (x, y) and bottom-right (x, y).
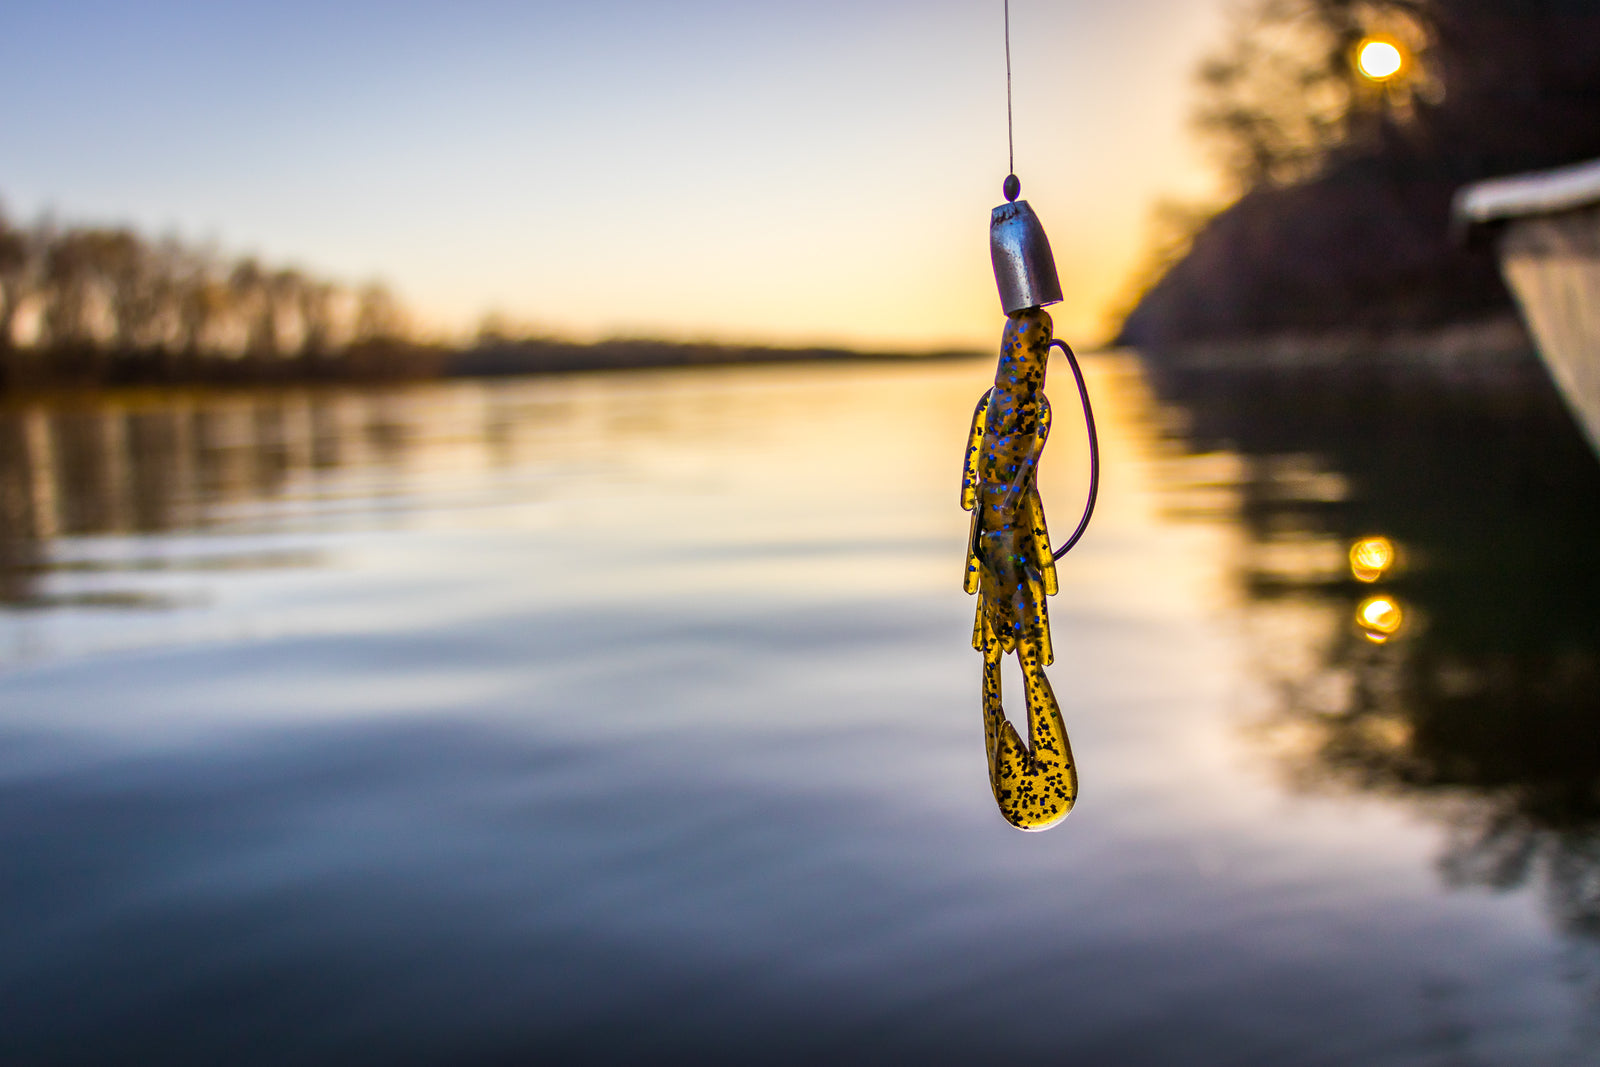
top-left (4, 316), bottom-right (1542, 395)
top-left (0, 339), bottom-right (979, 393)
top-left (449, 338), bottom-right (979, 377)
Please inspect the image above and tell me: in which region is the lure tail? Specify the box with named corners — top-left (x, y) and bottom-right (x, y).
top-left (980, 613), bottom-right (1077, 830)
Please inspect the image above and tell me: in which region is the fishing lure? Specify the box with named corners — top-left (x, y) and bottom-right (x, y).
top-left (961, 174), bottom-right (1099, 831)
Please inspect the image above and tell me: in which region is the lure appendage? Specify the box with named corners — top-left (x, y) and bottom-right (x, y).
top-left (961, 307), bottom-right (1077, 830)
top-left (979, 612), bottom-right (1076, 830)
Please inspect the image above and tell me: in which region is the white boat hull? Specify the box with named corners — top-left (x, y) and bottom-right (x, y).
top-left (1456, 160), bottom-right (1600, 457)
top-left (1497, 206), bottom-right (1600, 454)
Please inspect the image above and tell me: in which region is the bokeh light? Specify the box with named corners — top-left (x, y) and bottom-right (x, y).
top-left (1357, 595), bottom-right (1404, 643)
top-left (1357, 39), bottom-right (1404, 81)
top-left (1349, 536), bottom-right (1396, 583)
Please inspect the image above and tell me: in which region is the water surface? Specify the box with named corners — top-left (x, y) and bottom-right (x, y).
top-left (3, 355), bottom-right (1599, 1065)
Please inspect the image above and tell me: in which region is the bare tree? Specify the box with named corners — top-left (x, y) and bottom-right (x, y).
top-left (353, 282), bottom-right (406, 343)
top-left (40, 229), bottom-right (102, 349)
top-left (229, 258), bottom-right (277, 358)
top-left (177, 270), bottom-right (230, 358)
top-left (98, 229), bottom-right (164, 353)
top-left (0, 203), bottom-right (423, 386)
top-left (267, 269), bottom-right (307, 357)
top-left (297, 279), bottom-right (337, 358)
top-left (0, 210), bottom-right (31, 353)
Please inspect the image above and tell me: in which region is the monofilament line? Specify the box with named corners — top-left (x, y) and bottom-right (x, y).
top-left (998, 0), bottom-right (1011, 175)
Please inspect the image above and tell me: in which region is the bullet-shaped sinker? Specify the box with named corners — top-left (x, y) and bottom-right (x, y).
top-left (990, 200), bottom-right (1063, 315)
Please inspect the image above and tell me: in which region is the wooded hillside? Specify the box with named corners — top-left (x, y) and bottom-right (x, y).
top-left (1119, 0), bottom-right (1600, 346)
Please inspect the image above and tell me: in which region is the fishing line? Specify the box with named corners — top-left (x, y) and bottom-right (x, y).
top-left (1004, 0), bottom-right (1014, 175)
top-left (999, 2), bottom-right (1098, 562)
top-left (965, 0), bottom-right (1100, 829)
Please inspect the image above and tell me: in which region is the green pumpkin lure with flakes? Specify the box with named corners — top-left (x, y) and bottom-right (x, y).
top-left (962, 174), bottom-right (1099, 831)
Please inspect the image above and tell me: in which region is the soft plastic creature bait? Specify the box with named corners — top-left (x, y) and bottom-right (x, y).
top-left (961, 174), bottom-right (1098, 831)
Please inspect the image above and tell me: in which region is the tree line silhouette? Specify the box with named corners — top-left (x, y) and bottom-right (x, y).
top-left (0, 207), bottom-right (442, 389)
top-left (0, 206), bottom-right (955, 393)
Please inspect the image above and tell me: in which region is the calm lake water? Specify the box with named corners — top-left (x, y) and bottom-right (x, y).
top-left (4, 353), bottom-right (1600, 1065)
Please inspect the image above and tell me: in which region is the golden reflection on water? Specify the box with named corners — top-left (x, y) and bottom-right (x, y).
top-left (1142, 353), bottom-right (1600, 947)
top-left (1348, 535), bottom-right (1396, 583)
top-left (1356, 594), bottom-right (1404, 643)
top-left (15, 360), bottom-right (1600, 1063)
top-left (10, 355), bottom-right (1600, 1014)
top-left (0, 366), bottom-right (995, 618)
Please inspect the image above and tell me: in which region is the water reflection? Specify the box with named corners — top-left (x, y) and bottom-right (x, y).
top-left (1356, 592), bottom-right (1404, 643)
top-left (1350, 534), bottom-right (1396, 583)
top-left (1146, 352), bottom-right (1600, 938)
top-left (8, 363), bottom-right (1600, 1062)
top-left (3, 394), bottom-right (302, 603)
top-left (0, 388), bottom-right (521, 609)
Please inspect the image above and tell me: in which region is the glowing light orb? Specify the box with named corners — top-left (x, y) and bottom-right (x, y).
top-left (1357, 595), bottom-right (1404, 642)
top-left (1349, 536), bottom-right (1396, 583)
top-left (1358, 39), bottom-right (1404, 81)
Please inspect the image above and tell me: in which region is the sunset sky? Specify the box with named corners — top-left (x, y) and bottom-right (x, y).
top-left (1, 0), bottom-right (1227, 350)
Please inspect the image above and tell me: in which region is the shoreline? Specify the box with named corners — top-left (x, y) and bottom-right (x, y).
top-left (0, 341), bottom-right (980, 398)
top-left (1132, 313), bottom-right (1538, 386)
top-left (448, 338), bottom-right (978, 377)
